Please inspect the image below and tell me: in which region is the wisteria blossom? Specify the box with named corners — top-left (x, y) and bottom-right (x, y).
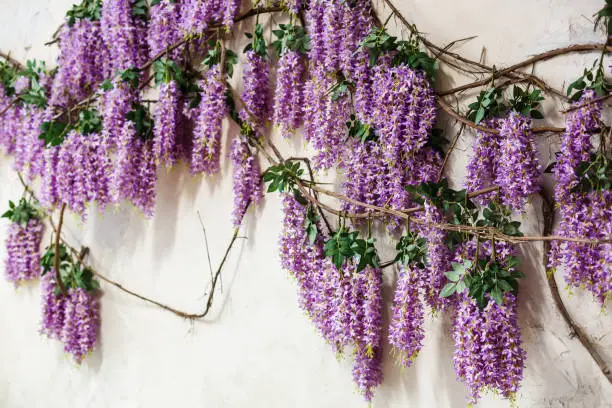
top-left (153, 80), bottom-right (181, 166)
top-left (240, 50), bottom-right (270, 132)
top-left (272, 51), bottom-right (304, 137)
top-left (230, 137), bottom-right (263, 227)
top-left (4, 219), bottom-right (43, 285)
top-left (61, 287), bottom-right (100, 363)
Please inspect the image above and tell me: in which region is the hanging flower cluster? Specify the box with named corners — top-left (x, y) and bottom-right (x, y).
top-left (550, 90), bottom-right (611, 304)
top-left (2, 198), bottom-right (44, 286)
top-left (230, 137), bottom-right (263, 227)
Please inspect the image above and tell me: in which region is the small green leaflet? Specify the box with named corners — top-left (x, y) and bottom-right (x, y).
top-left (203, 42), bottom-right (238, 78)
top-left (66, 0), bottom-right (102, 26)
top-left (509, 86), bottom-right (545, 119)
top-left (39, 120), bottom-right (71, 147)
top-left (262, 160), bottom-right (304, 194)
top-left (119, 67), bottom-right (141, 88)
top-left (566, 60), bottom-right (610, 102)
top-left (466, 87), bottom-right (506, 125)
top-left (272, 24), bottom-right (311, 57)
top-left (152, 58), bottom-right (184, 85)
top-left (132, 0), bottom-right (149, 21)
top-left (1, 198), bottom-right (41, 226)
top-left (244, 24), bottom-right (268, 58)
top-left (394, 231), bottom-right (427, 267)
top-left (126, 103), bottom-right (154, 141)
top-left (304, 206), bottom-right (320, 245)
top-left (346, 115), bottom-right (377, 144)
top-left (324, 228), bottom-right (358, 270)
top-left (440, 260), bottom-right (471, 298)
top-left (571, 153), bottom-right (612, 193)
top-left (77, 108), bottom-right (103, 135)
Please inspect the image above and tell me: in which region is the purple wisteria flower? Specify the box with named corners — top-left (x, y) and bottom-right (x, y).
top-left (240, 50), bottom-right (270, 132)
top-left (40, 271), bottom-right (66, 339)
top-left (61, 287), bottom-right (100, 364)
top-left (495, 111), bottom-right (541, 210)
top-left (57, 131), bottom-right (88, 217)
top-left (101, 0), bottom-right (148, 73)
top-left (466, 119), bottom-right (500, 204)
top-left (50, 19), bottom-right (108, 107)
top-left (272, 51), bottom-right (304, 137)
top-left (452, 292), bottom-right (525, 404)
top-left (101, 78), bottom-right (136, 149)
top-left (148, 0), bottom-right (183, 61)
top-left (4, 219), bottom-right (43, 285)
top-left (153, 80), bottom-right (181, 167)
top-left (389, 264), bottom-right (425, 368)
top-left (230, 137), bottom-right (263, 227)
top-left (40, 146), bottom-right (60, 209)
top-left (352, 345), bottom-right (383, 403)
top-left (191, 66), bottom-right (228, 175)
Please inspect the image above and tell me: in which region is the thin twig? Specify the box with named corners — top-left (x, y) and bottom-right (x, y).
top-left (0, 51), bottom-right (24, 69)
top-left (562, 93), bottom-right (612, 113)
top-left (54, 204), bottom-right (67, 295)
top-left (437, 123), bottom-right (464, 182)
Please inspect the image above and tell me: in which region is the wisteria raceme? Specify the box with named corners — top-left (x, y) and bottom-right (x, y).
top-left (286, 0), bottom-right (302, 14)
top-left (50, 19), bottom-right (107, 107)
top-left (101, 79), bottom-right (136, 148)
top-left (495, 111), bottom-right (541, 210)
top-left (339, 0), bottom-right (373, 77)
top-left (321, 1), bottom-right (344, 72)
top-left (4, 219), bottom-right (43, 285)
top-left (57, 131), bottom-right (88, 216)
top-left (148, 0), bottom-right (183, 61)
top-left (23, 108), bottom-right (52, 181)
top-left (230, 137), bottom-right (263, 227)
top-left (452, 292), bottom-right (525, 404)
top-left (181, 0), bottom-right (232, 34)
top-left (551, 190), bottom-right (612, 304)
top-left (61, 287), bottom-right (100, 363)
top-left (352, 344), bottom-right (383, 403)
top-left (240, 51), bottom-right (270, 131)
top-left (421, 201), bottom-right (453, 312)
top-left (303, 69), bottom-right (351, 169)
top-left (222, 0), bottom-right (241, 30)
top-left (112, 121), bottom-right (142, 204)
top-left (153, 81), bottom-right (181, 166)
top-left (553, 90), bottom-right (601, 204)
top-left (0, 95), bottom-right (21, 155)
top-left (40, 146), bottom-right (60, 209)
top-left (389, 264), bottom-right (425, 368)
top-left (272, 51), bottom-right (304, 137)
top-left (101, 0), bottom-right (148, 73)
top-left (466, 119), bottom-right (500, 204)
top-left (306, 1), bottom-right (326, 66)
top-left (40, 271), bottom-right (66, 340)
top-left (360, 266), bottom-right (383, 356)
top-left (82, 133), bottom-right (113, 210)
top-left (549, 91), bottom-right (611, 303)
top-left (341, 140), bottom-right (385, 215)
top-left (191, 66), bottom-right (228, 175)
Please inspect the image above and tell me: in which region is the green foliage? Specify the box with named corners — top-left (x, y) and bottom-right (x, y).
top-left (244, 24), bottom-right (268, 58)
top-left (132, 0), bottom-right (149, 21)
top-left (1, 198), bottom-right (41, 226)
top-left (202, 41), bottom-right (238, 78)
top-left (594, 0), bottom-right (612, 36)
top-left (41, 243), bottom-right (100, 293)
top-left (323, 228), bottom-right (380, 271)
top-left (329, 75), bottom-right (355, 101)
top-left (0, 60), bottom-right (18, 97)
top-left (77, 108), bottom-right (103, 135)
top-left (475, 202), bottom-right (524, 237)
top-left (66, 0), bottom-right (102, 26)
top-left (39, 120), bottom-right (71, 147)
top-left (151, 0), bottom-right (177, 5)
top-left (572, 153), bottom-right (612, 193)
top-left (466, 87), bottom-right (506, 125)
top-left (440, 257), bottom-right (523, 310)
top-left (118, 67), bottom-right (141, 88)
top-left (126, 103), bottom-right (154, 141)
top-left (394, 231), bottom-right (427, 267)
top-left (393, 40), bottom-right (438, 82)
top-left (152, 58), bottom-right (184, 85)
top-left (272, 24), bottom-right (311, 56)
top-left (304, 206), bottom-right (320, 245)
top-left (100, 78), bottom-right (114, 91)
top-left (262, 160), bottom-right (304, 194)
top-left (18, 78), bottom-right (47, 108)
top-left (346, 115), bottom-right (377, 143)
top-left (509, 86), bottom-right (544, 119)
top-left (357, 26), bottom-right (398, 67)
top-left (567, 61), bottom-right (610, 102)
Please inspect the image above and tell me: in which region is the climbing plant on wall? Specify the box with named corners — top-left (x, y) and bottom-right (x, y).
top-left (0, 0), bottom-right (611, 404)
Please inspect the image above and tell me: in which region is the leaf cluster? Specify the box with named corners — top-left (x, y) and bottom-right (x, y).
top-left (426, 127), bottom-right (448, 154)
top-left (272, 24), bottom-right (310, 56)
top-left (77, 108), bottom-right (102, 135)
top-left (203, 41), bottom-right (238, 78)
top-left (150, 0), bottom-right (177, 6)
top-left (244, 24), bottom-right (268, 58)
top-left (324, 227), bottom-right (380, 271)
top-left (18, 78), bottom-right (47, 108)
top-left (304, 206), bottom-right (320, 245)
top-left (39, 120), bottom-right (71, 147)
top-left (345, 115), bottom-right (377, 144)
top-left (594, 0), bottom-right (612, 36)
top-left (0, 60), bottom-right (18, 97)
top-left (66, 0), bottom-right (102, 26)
top-left (567, 61), bottom-right (610, 102)
top-left (262, 160), bottom-right (304, 194)
top-left (394, 231), bottom-right (427, 268)
top-left (1, 198), bottom-right (41, 226)
top-left (126, 103), bottom-right (155, 141)
top-left (153, 58), bottom-right (184, 85)
top-left (41, 243), bottom-right (100, 295)
top-left (509, 86), bottom-right (544, 119)
top-left (441, 257), bottom-right (523, 309)
top-left (467, 87), bottom-right (506, 125)
top-left (329, 75), bottom-right (355, 102)
top-left (572, 152), bottom-right (612, 193)
top-left (475, 202), bottom-right (523, 237)
top-left (132, 0), bottom-right (149, 21)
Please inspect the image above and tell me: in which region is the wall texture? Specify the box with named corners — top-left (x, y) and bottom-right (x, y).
top-left (0, 1), bottom-right (611, 407)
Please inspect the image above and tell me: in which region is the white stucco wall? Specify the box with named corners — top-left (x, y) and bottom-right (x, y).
top-left (0, 1), bottom-right (611, 407)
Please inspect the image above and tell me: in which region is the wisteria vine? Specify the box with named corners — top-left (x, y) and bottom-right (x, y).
top-left (0, 0), bottom-right (611, 405)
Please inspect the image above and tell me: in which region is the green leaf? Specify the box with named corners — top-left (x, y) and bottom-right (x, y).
top-left (440, 283), bottom-right (457, 298)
